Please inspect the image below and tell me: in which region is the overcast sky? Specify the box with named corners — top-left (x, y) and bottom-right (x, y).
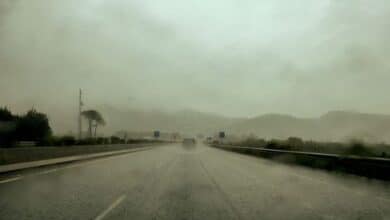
top-left (1, 0), bottom-right (389, 118)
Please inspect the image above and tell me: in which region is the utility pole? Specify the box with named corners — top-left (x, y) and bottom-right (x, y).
top-left (78, 89), bottom-right (83, 139)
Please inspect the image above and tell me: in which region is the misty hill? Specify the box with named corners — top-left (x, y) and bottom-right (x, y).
top-left (98, 106), bottom-right (241, 136)
top-left (319, 111), bottom-right (390, 142)
top-left (228, 114), bottom-right (320, 140)
top-left (99, 107), bottom-right (390, 143)
top-left (51, 107), bottom-right (390, 143)
top-left (228, 111), bottom-right (390, 143)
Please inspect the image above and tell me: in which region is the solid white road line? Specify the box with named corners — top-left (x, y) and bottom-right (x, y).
top-left (95, 195), bottom-right (126, 220)
top-left (0, 176), bottom-right (22, 184)
top-left (37, 169), bottom-right (59, 175)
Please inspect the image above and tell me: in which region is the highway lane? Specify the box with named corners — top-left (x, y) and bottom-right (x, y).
top-left (0, 143), bottom-right (389, 220)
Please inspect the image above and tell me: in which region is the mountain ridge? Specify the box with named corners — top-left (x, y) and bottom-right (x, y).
top-left (51, 106), bottom-right (390, 143)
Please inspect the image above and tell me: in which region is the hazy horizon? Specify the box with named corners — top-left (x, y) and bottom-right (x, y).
top-left (2, 2), bottom-right (390, 218)
top-left (1, 0), bottom-right (390, 133)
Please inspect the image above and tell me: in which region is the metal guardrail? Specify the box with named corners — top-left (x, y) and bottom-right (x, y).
top-left (214, 144), bottom-right (390, 162)
top-left (212, 144), bottom-right (390, 180)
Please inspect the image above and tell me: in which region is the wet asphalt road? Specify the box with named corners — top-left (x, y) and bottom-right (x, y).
top-left (0, 143), bottom-right (390, 220)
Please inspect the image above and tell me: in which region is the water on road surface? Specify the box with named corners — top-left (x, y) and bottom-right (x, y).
top-left (0, 144), bottom-right (389, 220)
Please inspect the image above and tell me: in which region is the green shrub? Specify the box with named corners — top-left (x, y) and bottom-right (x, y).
top-left (241, 138), bottom-right (266, 148)
top-left (96, 137), bottom-right (106, 145)
top-left (60, 136), bottom-right (76, 146)
top-left (76, 138), bottom-right (97, 145)
top-left (110, 136), bottom-right (121, 144)
top-left (265, 140), bottom-right (292, 150)
top-left (345, 141), bottom-right (374, 157)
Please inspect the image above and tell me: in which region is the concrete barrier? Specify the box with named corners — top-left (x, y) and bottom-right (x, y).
top-left (212, 145), bottom-right (390, 180)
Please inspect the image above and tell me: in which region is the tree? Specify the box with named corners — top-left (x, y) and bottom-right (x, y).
top-left (0, 107), bottom-right (14, 121)
top-left (0, 108), bottom-right (53, 147)
top-left (81, 110), bottom-right (106, 138)
top-left (0, 107), bottom-right (17, 146)
top-left (15, 109), bottom-right (52, 141)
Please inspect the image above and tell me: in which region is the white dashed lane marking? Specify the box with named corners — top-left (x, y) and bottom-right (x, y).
top-left (94, 195), bottom-right (126, 220)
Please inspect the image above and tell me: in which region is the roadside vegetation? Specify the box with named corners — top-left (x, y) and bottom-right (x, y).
top-left (0, 107), bottom-right (154, 148)
top-left (0, 107), bottom-right (166, 164)
top-left (225, 136), bottom-right (390, 158)
top-left (0, 107), bottom-right (51, 147)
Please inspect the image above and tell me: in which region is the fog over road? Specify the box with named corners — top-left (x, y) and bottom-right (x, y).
top-left (1, 144), bottom-right (390, 220)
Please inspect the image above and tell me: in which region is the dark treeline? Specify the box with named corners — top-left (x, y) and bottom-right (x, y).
top-left (0, 107), bottom-right (51, 147)
top-left (0, 107), bottom-right (152, 147)
top-left (41, 135), bottom-right (154, 147)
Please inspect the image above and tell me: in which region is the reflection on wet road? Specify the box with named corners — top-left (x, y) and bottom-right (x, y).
top-left (1, 143), bottom-right (389, 220)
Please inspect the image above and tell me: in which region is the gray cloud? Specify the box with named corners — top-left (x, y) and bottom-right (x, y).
top-left (1, 0), bottom-right (389, 133)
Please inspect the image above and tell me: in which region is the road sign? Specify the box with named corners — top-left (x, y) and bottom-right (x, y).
top-left (154, 130), bottom-right (160, 138)
top-left (219, 132), bottom-right (225, 138)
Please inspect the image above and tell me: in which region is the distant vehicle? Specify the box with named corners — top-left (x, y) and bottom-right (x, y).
top-left (182, 138), bottom-right (196, 146)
